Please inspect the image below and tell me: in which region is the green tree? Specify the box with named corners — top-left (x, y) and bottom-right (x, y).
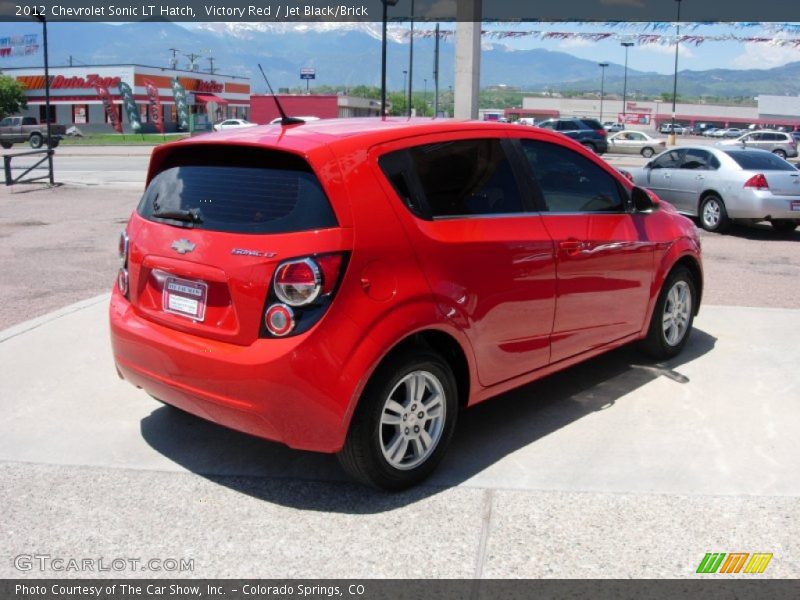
top-left (0, 74), bottom-right (27, 118)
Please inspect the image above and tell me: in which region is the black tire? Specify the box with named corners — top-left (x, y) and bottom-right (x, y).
top-left (773, 149), bottom-right (787, 160)
top-left (29, 133), bottom-right (43, 149)
top-left (771, 220), bottom-right (798, 233)
top-left (640, 266), bottom-right (697, 360)
top-left (581, 142), bottom-right (597, 154)
top-left (0, 141), bottom-right (12, 149)
top-left (641, 147), bottom-right (655, 158)
top-left (338, 349), bottom-right (458, 491)
top-left (699, 194), bottom-right (730, 233)
top-left (50, 138), bottom-right (60, 148)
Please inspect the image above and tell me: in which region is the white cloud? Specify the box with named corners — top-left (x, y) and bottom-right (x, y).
top-left (558, 38), bottom-right (593, 49)
top-left (637, 43), bottom-right (695, 60)
top-left (732, 43), bottom-right (800, 70)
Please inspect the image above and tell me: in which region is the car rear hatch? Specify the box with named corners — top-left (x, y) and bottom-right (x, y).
top-left (123, 142), bottom-right (352, 346)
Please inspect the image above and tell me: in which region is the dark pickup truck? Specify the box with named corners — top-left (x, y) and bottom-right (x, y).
top-left (0, 116), bottom-right (66, 149)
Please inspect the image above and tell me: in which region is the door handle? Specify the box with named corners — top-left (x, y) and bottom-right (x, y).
top-left (664, 173), bottom-right (671, 178)
top-left (559, 239), bottom-right (586, 255)
top-left (696, 175), bottom-right (705, 180)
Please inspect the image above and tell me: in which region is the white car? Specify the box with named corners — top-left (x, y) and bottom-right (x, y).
top-left (213, 119), bottom-right (258, 131)
top-left (607, 130), bottom-right (667, 158)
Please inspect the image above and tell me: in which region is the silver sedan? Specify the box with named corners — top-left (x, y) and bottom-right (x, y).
top-left (630, 146), bottom-right (800, 233)
top-left (607, 130), bottom-right (667, 158)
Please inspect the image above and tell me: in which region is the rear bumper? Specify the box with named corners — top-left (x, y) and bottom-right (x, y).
top-left (109, 288), bottom-right (355, 453)
top-left (727, 191), bottom-right (800, 221)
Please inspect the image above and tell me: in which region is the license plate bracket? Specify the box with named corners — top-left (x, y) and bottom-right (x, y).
top-left (163, 275), bottom-right (208, 321)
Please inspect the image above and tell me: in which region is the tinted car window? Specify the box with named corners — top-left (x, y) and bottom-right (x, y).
top-left (580, 119), bottom-right (603, 130)
top-left (650, 149), bottom-right (685, 169)
top-left (723, 150), bottom-right (798, 171)
top-left (138, 148), bottom-right (337, 234)
top-left (681, 149), bottom-right (714, 170)
top-left (380, 139), bottom-right (525, 218)
top-left (557, 120), bottom-right (579, 131)
top-left (520, 140), bottom-right (624, 213)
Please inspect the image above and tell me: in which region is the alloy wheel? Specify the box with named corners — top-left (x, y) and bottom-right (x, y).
top-left (662, 281), bottom-right (692, 347)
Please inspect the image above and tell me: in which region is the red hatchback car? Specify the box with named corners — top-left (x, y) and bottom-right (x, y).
top-left (110, 118), bottom-right (702, 490)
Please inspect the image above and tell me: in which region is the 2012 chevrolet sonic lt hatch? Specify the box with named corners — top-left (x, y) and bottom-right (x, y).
top-left (110, 118), bottom-right (703, 490)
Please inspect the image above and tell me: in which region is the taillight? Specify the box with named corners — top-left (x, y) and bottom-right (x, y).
top-left (118, 230), bottom-right (129, 297)
top-left (744, 173), bottom-right (769, 190)
top-left (264, 304), bottom-right (295, 337)
top-left (595, 129), bottom-right (607, 137)
top-left (274, 258), bottom-right (321, 307)
top-left (263, 253), bottom-right (347, 338)
top-left (118, 230), bottom-right (128, 266)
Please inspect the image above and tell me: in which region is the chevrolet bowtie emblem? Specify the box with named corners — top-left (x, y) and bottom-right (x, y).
top-left (171, 239), bottom-right (196, 254)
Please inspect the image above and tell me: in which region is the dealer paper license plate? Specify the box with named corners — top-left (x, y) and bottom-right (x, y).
top-left (163, 276), bottom-right (208, 321)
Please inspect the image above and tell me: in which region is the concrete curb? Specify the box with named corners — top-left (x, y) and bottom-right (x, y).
top-left (0, 293), bottom-right (109, 344)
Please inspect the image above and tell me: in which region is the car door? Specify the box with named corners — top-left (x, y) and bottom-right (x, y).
top-left (669, 148), bottom-right (717, 213)
top-left (638, 148), bottom-right (685, 201)
top-left (375, 135), bottom-right (556, 387)
top-left (516, 138), bottom-right (656, 363)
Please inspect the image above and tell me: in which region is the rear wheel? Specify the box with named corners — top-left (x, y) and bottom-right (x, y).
top-left (29, 133), bottom-right (43, 149)
top-left (641, 147), bottom-right (655, 158)
top-left (581, 142), bottom-right (597, 154)
top-left (338, 350), bottom-right (458, 491)
top-left (771, 220), bottom-right (798, 233)
top-left (0, 141), bottom-right (12, 149)
top-left (773, 149), bottom-right (787, 160)
top-left (640, 266), bottom-right (696, 360)
top-left (699, 194), bottom-right (730, 233)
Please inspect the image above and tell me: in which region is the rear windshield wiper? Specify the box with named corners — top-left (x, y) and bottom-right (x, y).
top-left (152, 208), bottom-right (203, 225)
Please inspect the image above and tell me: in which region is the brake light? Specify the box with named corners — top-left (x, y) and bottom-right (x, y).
top-left (117, 230), bottom-right (129, 298)
top-left (595, 129), bottom-right (607, 137)
top-left (274, 258), bottom-right (321, 306)
top-left (264, 253), bottom-right (347, 338)
top-left (744, 173), bottom-right (769, 190)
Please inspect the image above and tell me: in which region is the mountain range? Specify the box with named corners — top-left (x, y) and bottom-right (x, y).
top-left (2, 21), bottom-right (800, 98)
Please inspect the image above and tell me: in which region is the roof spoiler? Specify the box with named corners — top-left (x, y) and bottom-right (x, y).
top-left (257, 64), bottom-right (305, 126)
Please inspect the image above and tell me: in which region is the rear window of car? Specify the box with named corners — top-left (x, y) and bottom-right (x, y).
top-left (723, 150), bottom-right (797, 171)
top-left (379, 138), bottom-right (525, 219)
top-left (138, 146), bottom-right (338, 234)
top-left (580, 119), bottom-right (603, 130)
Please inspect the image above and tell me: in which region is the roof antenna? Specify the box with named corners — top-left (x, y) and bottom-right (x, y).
top-left (258, 63), bottom-right (305, 126)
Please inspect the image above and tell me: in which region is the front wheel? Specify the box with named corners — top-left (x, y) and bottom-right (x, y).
top-left (338, 350), bottom-right (458, 491)
top-left (699, 194), bottom-right (730, 233)
top-left (640, 267), bottom-right (696, 360)
top-left (641, 147), bottom-right (655, 158)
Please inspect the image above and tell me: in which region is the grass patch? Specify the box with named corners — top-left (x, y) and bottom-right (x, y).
top-left (60, 133), bottom-right (191, 146)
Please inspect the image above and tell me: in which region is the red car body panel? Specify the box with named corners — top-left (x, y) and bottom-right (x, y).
top-left (110, 118), bottom-right (702, 453)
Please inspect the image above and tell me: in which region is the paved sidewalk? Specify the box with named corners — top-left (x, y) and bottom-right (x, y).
top-left (0, 299), bottom-right (798, 577)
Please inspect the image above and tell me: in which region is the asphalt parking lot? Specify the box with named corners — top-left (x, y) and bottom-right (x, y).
top-left (1, 146), bottom-right (799, 579)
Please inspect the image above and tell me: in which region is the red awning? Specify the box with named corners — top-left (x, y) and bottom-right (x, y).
top-left (195, 93), bottom-right (229, 105)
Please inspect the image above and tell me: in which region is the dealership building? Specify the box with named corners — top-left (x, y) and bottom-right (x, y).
top-left (4, 64), bottom-right (251, 133)
top-left (503, 96), bottom-right (800, 130)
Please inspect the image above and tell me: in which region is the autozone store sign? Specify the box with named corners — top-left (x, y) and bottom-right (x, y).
top-left (16, 73), bottom-right (122, 90)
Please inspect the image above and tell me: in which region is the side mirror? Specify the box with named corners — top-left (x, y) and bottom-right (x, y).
top-left (632, 186), bottom-right (660, 213)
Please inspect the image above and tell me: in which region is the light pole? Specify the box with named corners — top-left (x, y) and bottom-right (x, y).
top-left (403, 71), bottom-right (408, 112)
top-left (598, 62), bottom-right (609, 123)
top-left (380, 0), bottom-right (399, 117)
top-left (407, 0), bottom-right (415, 117)
top-left (669, 0), bottom-right (683, 146)
top-left (423, 78), bottom-right (427, 116)
top-left (621, 42), bottom-right (634, 126)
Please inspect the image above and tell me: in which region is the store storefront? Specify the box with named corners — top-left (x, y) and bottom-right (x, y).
top-left (6, 64), bottom-right (250, 133)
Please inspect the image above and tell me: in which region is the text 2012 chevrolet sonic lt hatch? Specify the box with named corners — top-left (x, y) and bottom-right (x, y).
top-left (110, 118), bottom-right (703, 490)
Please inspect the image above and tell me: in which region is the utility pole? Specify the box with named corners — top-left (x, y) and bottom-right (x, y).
top-left (621, 42), bottom-right (634, 125)
top-left (669, 0), bottom-right (683, 146)
top-left (598, 62), bottom-right (609, 123)
top-left (185, 53), bottom-right (200, 72)
top-left (168, 48), bottom-right (180, 69)
top-left (433, 23), bottom-right (440, 117)
top-left (207, 55), bottom-right (215, 74)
